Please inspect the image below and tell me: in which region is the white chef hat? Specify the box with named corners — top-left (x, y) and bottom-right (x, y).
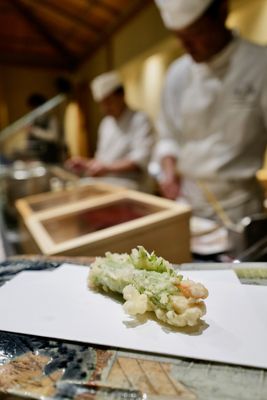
top-left (155, 0), bottom-right (214, 30)
top-left (90, 71), bottom-right (123, 102)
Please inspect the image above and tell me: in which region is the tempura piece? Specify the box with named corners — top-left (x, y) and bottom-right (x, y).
top-left (88, 246), bottom-right (208, 328)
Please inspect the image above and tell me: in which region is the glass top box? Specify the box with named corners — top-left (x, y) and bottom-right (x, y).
top-left (16, 181), bottom-right (125, 218)
top-left (22, 190), bottom-right (191, 264)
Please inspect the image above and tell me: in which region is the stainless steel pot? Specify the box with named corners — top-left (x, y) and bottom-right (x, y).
top-left (4, 161), bottom-right (51, 215)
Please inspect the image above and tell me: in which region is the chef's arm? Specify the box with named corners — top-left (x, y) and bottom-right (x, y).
top-left (65, 156), bottom-right (139, 177)
top-left (106, 159), bottom-right (140, 172)
top-left (30, 117), bottom-right (58, 142)
top-left (85, 158), bottom-right (140, 177)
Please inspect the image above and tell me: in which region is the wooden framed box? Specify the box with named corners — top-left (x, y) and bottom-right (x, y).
top-left (16, 181), bottom-right (125, 219)
top-left (18, 190), bottom-right (191, 263)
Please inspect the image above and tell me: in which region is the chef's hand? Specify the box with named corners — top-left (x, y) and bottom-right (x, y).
top-left (64, 156), bottom-right (89, 175)
top-left (85, 159), bottom-right (109, 177)
top-left (158, 156), bottom-right (181, 200)
top-left (158, 173), bottom-right (181, 200)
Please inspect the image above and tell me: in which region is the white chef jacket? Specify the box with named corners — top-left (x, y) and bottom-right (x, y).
top-left (155, 36), bottom-right (267, 222)
top-left (95, 107), bottom-right (154, 191)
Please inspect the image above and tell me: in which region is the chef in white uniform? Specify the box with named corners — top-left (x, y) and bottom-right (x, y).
top-left (67, 71), bottom-right (154, 191)
top-left (154, 0), bottom-right (267, 223)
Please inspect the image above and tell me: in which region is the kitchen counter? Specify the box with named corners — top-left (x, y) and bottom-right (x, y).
top-left (0, 256), bottom-right (267, 400)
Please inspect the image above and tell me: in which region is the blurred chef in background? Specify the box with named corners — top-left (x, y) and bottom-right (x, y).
top-left (154, 0), bottom-right (267, 223)
top-left (66, 71), bottom-right (154, 191)
top-left (26, 93), bottom-right (62, 164)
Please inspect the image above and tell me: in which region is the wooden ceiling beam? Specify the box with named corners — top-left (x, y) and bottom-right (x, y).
top-left (32, 0), bottom-right (101, 36)
top-left (81, 0), bottom-right (152, 66)
top-left (12, 0), bottom-right (77, 69)
top-left (0, 0), bottom-right (152, 71)
top-left (87, 0), bottom-right (120, 18)
top-left (0, 53), bottom-right (68, 70)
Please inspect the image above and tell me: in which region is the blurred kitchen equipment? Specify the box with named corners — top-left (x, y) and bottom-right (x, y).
top-left (228, 213), bottom-right (267, 260)
top-left (235, 235), bottom-right (267, 262)
top-left (3, 161), bottom-right (78, 218)
top-left (5, 161), bottom-right (49, 216)
top-left (197, 180), bottom-right (267, 260)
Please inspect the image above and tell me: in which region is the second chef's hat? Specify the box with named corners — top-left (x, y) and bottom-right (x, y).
top-left (91, 71), bottom-right (122, 102)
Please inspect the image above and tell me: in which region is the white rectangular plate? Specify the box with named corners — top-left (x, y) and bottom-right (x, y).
top-left (0, 264), bottom-right (266, 369)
